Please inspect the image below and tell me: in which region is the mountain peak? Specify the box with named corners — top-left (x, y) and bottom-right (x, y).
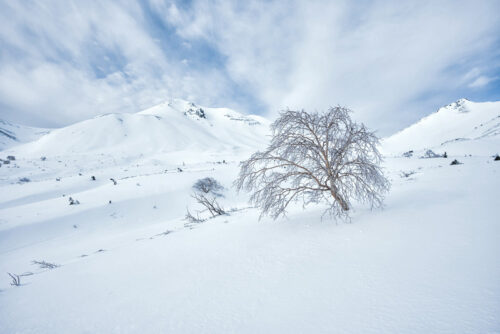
top-left (382, 99), bottom-right (500, 156)
top-left (441, 98), bottom-right (470, 113)
top-left (4, 99), bottom-right (269, 161)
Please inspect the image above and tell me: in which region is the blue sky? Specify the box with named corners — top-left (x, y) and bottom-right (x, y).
top-left (0, 0), bottom-right (499, 135)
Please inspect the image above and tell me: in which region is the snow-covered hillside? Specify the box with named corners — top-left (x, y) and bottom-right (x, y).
top-left (0, 99), bottom-right (499, 333)
top-left (4, 99), bottom-right (268, 161)
top-left (0, 119), bottom-right (50, 151)
top-left (382, 99), bottom-right (500, 156)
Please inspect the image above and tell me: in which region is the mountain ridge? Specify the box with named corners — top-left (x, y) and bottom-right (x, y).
top-left (2, 99), bottom-right (269, 161)
top-left (0, 119), bottom-right (50, 151)
top-left (381, 99), bottom-right (500, 156)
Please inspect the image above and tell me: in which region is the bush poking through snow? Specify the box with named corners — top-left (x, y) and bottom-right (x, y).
top-left (8, 273), bottom-right (21, 286)
top-left (68, 197), bottom-right (80, 205)
top-left (400, 171), bottom-right (416, 178)
top-left (235, 107), bottom-right (390, 220)
top-left (184, 208), bottom-right (205, 225)
top-left (193, 177), bottom-right (224, 196)
top-left (421, 150), bottom-right (442, 158)
top-left (450, 159), bottom-right (462, 165)
top-left (19, 177), bottom-right (30, 183)
top-left (110, 178), bottom-right (117, 185)
top-left (192, 192), bottom-right (226, 217)
top-left (494, 155), bottom-right (500, 161)
top-left (402, 150), bottom-right (414, 158)
top-left (32, 260), bottom-right (59, 269)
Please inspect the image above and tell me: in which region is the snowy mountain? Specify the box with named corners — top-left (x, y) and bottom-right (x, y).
top-left (5, 99), bottom-right (269, 161)
top-left (382, 99), bottom-right (500, 156)
top-left (1, 98), bottom-right (499, 333)
top-left (0, 119), bottom-right (50, 151)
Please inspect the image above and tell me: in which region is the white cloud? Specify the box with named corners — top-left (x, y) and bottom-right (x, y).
top-left (164, 0), bottom-right (500, 134)
top-left (0, 0), bottom-right (499, 134)
top-left (0, 1), bottom-right (239, 127)
top-left (468, 76), bottom-right (495, 88)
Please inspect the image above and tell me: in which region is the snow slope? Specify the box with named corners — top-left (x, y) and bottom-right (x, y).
top-left (0, 99), bottom-right (499, 333)
top-left (382, 99), bottom-right (500, 156)
top-left (0, 119), bottom-right (50, 151)
top-left (4, 99), bottom-right (269, 162)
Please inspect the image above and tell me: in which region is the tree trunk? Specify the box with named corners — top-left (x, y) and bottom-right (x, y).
top-left (329, 183), bottom-right (349, 211)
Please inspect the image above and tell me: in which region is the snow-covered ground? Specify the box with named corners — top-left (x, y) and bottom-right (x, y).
top-left (0, 99), bottom-right (499, 333)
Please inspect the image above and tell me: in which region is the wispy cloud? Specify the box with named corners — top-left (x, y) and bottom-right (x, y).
top-left (468, 76), bottom-right (496, 88)
top-left (0, 1), bottom-right (241, 127)
top-left (1, 0), bottom-right (499, 134)
top-left (163, 0), bottom-right (500, 134)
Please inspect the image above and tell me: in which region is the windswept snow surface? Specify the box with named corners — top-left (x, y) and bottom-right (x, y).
top-left (382, 99), bottom-right (500, 156)
top-left (0, 99), bottom-right (499, 333)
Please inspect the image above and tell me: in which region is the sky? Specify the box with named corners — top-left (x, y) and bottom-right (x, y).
top-left (0, 0), bottom-right (499, 136)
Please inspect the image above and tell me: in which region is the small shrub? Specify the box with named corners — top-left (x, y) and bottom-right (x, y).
top-left (192, 192), bottom-right (226, 217)
top-left (68, 197), bottom-right (80, 205)
top-left (91, 176), bottom-right (96, 181)
top-left (110, 178), bottom-right (117, 185)
top-left (421, 150), bottom-right (441, 158)
top-left (32, 260), bottom-right (59, 269)
top-left (8, 273), bottom-right (21, 286)
top-left (184, 209), bottom-right (205, 225)
top-left (450, 159), bottom-right (461, 165)
top-left (402, 150), bottom-right (414, 158)
top-left (7, 155), bottom-right (15, 161)
top-left (494, 155), bottom-right (500, 161)
top-left (151, 230), bottom-right (173, 238)
top-left (400, 171), bottom-right (416, 178)
top-left (19, 177), bottom-right (30, 183)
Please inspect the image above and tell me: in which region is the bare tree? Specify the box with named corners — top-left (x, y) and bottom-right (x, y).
top-left (192, 177), bottom-right (224, 196)
top-left (235, 107), bottom-right (390, 220)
